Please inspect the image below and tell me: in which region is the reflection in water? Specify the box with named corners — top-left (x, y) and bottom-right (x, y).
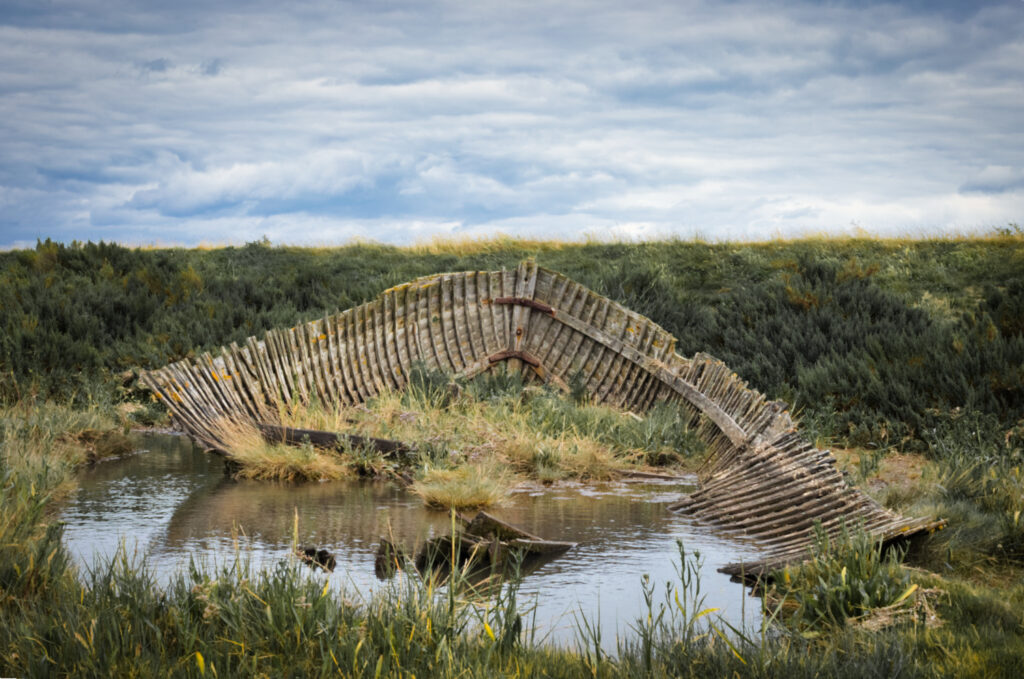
top-left (61, 433), bottom-right (764, 648)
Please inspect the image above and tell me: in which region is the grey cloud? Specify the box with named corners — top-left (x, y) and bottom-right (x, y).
top-left (200, 58), bottom-right (224, 76)
top-left (138, 58), bottom-right (172, 73)
top-left (960, 166), bottom-right (1024, 194)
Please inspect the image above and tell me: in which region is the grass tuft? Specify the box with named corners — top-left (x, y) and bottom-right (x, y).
top-left (208, 418), bottom-right (350, 482)
top-left (412, 464), bottom-right (510, 510)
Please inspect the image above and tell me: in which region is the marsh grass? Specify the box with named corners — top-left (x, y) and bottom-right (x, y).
top-left (4, 458), bottom-right (1024, 677)
top-left (770, 523), bottom-right (916, 628)
top-left (207, 417), bottom-right (350, 482)
top-left (0, 467), bottom-right (75, 604)
top-left (878, 412), bottom-right (1024, 573)
top-left (0, 399), bottom-right (133, 508)
top-left (412, 464), bottom-right (510, 510)
top-left (262, 365), bottom-right (703, 507)
top-left (935, 456), bottom-right (1024, 561)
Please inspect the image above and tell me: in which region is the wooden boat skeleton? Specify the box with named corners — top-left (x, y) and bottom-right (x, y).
top-left (141, 261), bottom-right (944, 579)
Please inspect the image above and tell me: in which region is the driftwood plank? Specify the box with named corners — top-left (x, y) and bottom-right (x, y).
top-left (258, 424), bottom-right (414, 457)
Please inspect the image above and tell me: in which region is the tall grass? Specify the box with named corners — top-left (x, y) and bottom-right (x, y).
top-left (411, 463), bottom-right (510, 510)
top-left (0, 400), bottom-right (133, 498)
top-left (912, 412), bottom-right (1024, 567)
top-left (207, 364), bottom-right (698, 495)
top-left (0, 466), bottom-right (76, 605)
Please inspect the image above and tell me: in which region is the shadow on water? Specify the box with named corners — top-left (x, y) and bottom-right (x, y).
top-left (61, 433), bottom-right (765, 648)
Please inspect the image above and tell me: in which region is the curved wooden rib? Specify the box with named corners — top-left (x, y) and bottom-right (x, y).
top-left (140, 262), bottom-right (944, 576)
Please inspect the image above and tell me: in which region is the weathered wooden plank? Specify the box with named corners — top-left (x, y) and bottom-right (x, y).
top-left (527, 274), bottom-right (574, 370)
top-left (314, 318), bottom-right (341, 405)
top-left (573, 294), bottom-right (613, 395)
top-left (332, 312), bottom-right (359, 405)
top-left (470, 272), bottom-right (498, 356)
top-left (442, 275), bottom-right (468, 372)
top-left (370, 298), bottom-right (398, 392)
top-left (610, 321), bottom-right (654, 407)
top-left (259, 424), bottom-right (414, 457)
top-left (390, 285), bottom-right (414, 383)
top-left (587, 300), bottom-right (626, 403)
top-left (274, 326), bottom-right (301, 403)
top-left (324, 312), bottom-right (353, 405)
top-left (343, 309), bottom-right (371, 403)
top-left (303, 320), bottom-right (332, 405)
top-left (358, 302), bottom-right (383, 396)
top-left (285, 327), bottom-right (310, 403)
top-left (382, 289), bottom-right (406, 389)
top-left (222, 346), bottom-right (261, 420)
top-left (235, 342), bottom-right (271, 415)
top-left (549, 284), bottom-right (591, 380)
top-left (414, 281), bottom-right (438, 371)
top-left (424, 279), bottom-right (454, 374)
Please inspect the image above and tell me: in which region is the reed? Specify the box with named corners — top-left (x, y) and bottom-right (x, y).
top-left (0, 399), bottom-right (134, 510)
top-left (900, 413), bottom-right (1024, 571)
top-left (262, 364), bottom-right (702, 507)
top-left (207, 417), bottom-right (350, 482)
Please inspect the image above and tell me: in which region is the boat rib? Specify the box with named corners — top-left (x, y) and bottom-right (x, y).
top-left (140, 261), bottom-right (944, 578)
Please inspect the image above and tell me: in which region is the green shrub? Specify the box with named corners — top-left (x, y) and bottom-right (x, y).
top-left (773, 523), bottom-right (915, 628)
top-left (929, 417), bottom-right (1024, 562)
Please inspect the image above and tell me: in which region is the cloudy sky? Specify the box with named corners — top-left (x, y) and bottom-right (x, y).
top-left (1, 0), bottom-right (1022, 248)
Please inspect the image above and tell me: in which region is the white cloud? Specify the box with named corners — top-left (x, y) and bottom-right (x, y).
top-left (1, 0), bottom-right (1022, 247)
top-left (126, 149), bottom-right (384, 215)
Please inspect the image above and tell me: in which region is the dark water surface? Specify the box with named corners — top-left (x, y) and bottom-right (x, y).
top-left (60, 433), bottom-right (764, 647)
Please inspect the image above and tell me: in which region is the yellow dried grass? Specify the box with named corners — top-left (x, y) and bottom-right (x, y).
top-left (208, 417), bottom-right (350, 482)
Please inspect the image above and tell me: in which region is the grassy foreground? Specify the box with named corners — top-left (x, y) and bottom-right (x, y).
top-left (3, 442), bottom-right (1024, 678)
top-left (2, 393), bottom-right (1024, 677)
